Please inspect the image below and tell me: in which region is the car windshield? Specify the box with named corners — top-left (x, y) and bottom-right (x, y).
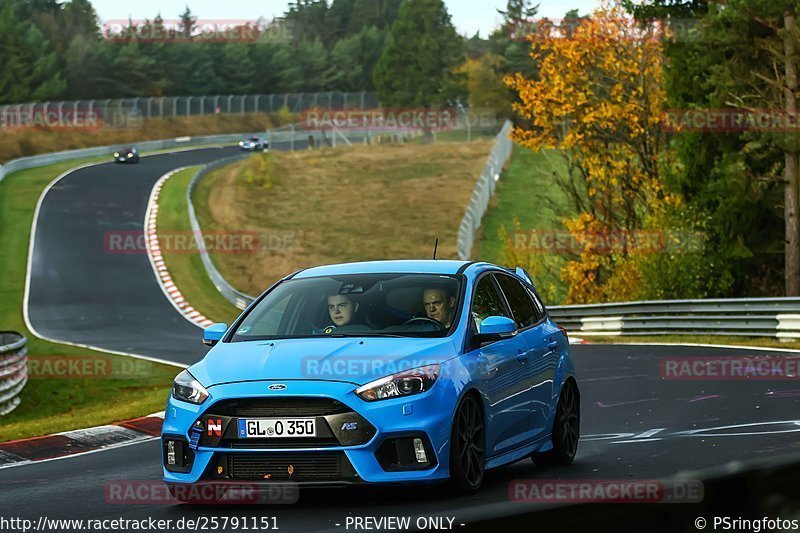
top-left (248, 137), bottom-right (260, 141)
top-left (230, 273), bottom-right (462, 341)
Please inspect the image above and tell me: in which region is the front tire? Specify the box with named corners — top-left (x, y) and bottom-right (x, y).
top-left (449, 394), bottom-right (486, 493)
top-left (533, 379), bottom-right (580, 466)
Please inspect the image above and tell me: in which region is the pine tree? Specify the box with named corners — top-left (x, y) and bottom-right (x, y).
top-left (373, 0), bottom-right (465, 107)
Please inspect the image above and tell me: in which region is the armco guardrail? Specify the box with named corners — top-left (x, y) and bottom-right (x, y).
top-left (0, 131), bottom-right (267, 186)
top-left (0, 332), bottom-right (27, 416)
top-left (457, 120), bottom-right (513, 260)
top-left (549, 297), bottom-right (800, 340)
top-left (187, 156), bottom-right (255, 311)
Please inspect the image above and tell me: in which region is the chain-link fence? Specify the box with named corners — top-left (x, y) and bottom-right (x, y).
top-left (0, 92), bottom-right (380, 127)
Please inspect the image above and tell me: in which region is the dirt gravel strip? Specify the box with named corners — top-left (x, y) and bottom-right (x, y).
top-left (0, 412), bottom-right (164, 468)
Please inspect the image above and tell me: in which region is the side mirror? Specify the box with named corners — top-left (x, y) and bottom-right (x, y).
top-left (203, 323), bottom-right (228, 347)
top-left (475, 316), bottom-right (517, 344)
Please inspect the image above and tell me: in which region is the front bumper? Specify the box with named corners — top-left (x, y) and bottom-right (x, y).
top-left (162, 380), bottom-right (458, 486)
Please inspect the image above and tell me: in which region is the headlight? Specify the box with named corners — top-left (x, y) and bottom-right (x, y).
top-left (355, 364), bottom-right (440, 402)
top-left (113, 152), bottom-right (119, 157)
top-left (127, 153), bottom-right (133, 157)
top-left (172, 369), bottom-right (209, 404)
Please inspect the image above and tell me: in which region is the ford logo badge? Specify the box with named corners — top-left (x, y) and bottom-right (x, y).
top-left (268, 384), bottom-right (287, 390)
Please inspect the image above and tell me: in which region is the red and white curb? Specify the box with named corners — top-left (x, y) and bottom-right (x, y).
top-left (569, 337), bottom-right (590, 345)
top-left (145, 169), bottom-right (214, 329)
top-left (0, 412), bottom-right (164, 469)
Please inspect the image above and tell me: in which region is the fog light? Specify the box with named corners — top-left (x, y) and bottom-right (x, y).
top-left (166, 441), bottom-right (176, 465)
top-left (413, 438), bottom-right (427, 463)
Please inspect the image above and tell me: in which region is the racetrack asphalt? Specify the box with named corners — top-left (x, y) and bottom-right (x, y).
top-left (26, 147), bottom-right (243, 363)
top-left (10, 145), bottom-right (800, 530)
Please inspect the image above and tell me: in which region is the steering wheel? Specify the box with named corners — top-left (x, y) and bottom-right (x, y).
top-left (402, 317), bottom-right (447, 331)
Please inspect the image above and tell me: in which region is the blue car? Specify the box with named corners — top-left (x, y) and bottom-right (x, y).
top-left (162, 260), bottom-right (579, 498)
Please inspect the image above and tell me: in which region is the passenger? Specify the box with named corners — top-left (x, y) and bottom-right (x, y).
top-left (422, 287), bottom-right (456, 328)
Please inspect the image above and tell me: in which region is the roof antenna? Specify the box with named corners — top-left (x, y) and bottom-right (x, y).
top-left (432, 238), bottom-right (439, 260)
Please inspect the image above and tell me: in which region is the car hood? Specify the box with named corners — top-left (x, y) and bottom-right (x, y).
top-left (189, 336), bottom-right (458, 388)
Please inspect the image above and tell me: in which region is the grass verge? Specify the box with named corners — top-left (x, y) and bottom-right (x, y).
top-left (156, 167), bottom-right (242, 324)
top-left (193, 141), bottom-right (494, 295)
top-left (474, 146), bottom-right (575, 303)
top-left (0, 157), bottom-right (179, 442)
top-left (583, 335), bottom-right (800, 351)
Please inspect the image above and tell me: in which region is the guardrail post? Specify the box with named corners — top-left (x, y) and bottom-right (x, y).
top-left (0, 331), bottom-right (27, 416)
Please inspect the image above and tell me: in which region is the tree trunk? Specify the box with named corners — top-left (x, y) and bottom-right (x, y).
top-left (784, 11), bottom-right (800, 295)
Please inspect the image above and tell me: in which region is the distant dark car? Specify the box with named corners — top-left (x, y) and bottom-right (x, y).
top-left (239, 137), bottom-right (268, 151)
top-left (114, 147), bottom-right (139, 163)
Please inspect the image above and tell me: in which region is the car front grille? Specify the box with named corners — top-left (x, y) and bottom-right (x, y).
top-left (206, 397), bottom-right (350, 418)
top-left (225, 452), bottom-right (346, 481)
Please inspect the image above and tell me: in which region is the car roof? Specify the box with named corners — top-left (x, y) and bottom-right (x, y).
top-left (293, 260), bottom-right (472, 279)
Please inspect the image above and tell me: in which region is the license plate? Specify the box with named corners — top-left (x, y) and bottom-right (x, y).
top-left (237, 418), bottom-right (316, 438)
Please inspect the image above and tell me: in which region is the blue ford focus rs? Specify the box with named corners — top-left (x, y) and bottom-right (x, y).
top-left (162, 260), bottom-right (579, 497)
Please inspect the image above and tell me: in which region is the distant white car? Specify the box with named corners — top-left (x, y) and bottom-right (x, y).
top-left (238, 137), bottom-right (268, 151)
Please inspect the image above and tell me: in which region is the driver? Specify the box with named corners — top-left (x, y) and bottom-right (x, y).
top-left (323, 293), bottom-right (359, 332)
top-left (422, 287), bottom-right (456, 328)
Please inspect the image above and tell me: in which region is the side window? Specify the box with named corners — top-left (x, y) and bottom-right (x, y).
top-left (525, 286), bottom-right (546, 321)
top-left (495, 274), bottom-right (539, 328)
top-left (471, 276), bottom-right (511, 330)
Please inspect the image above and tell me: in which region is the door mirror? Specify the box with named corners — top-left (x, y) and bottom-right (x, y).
top-left (475, 315), bottom-right (517, 344)
top-left (203, 323), bottom-right (228, 347)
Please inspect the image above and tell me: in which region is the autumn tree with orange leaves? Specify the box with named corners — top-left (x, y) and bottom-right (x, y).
top-left (506, 4), bottom-right (674, 303)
